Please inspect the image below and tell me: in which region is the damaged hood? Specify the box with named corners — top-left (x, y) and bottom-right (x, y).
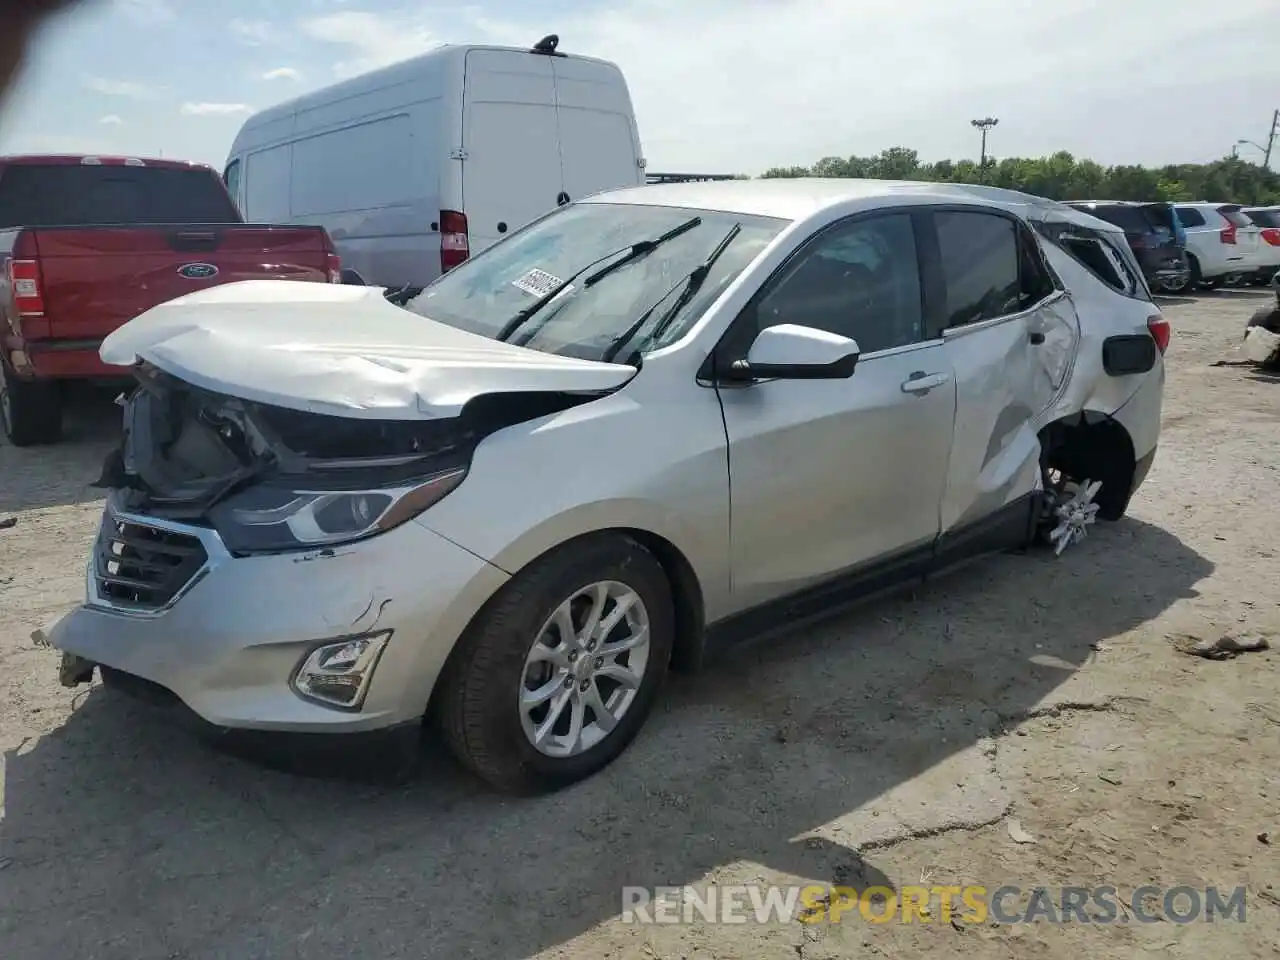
top-left (100, 280), bottom-right (638, 419)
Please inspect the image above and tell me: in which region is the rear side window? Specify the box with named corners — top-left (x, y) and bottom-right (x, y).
top-left (1244, 209), bottom-right (1280, 228)
top-left (0, 164), bottom-right (241, 227)
top-left (1087, 206), bottom-right (1151, 233)
top-left (935, 211), bottom-right (1021, 327)
top-left (1174, 206), bottom-right (1206, 228)
top-left (1219, 207), bottom-right (1253, 228)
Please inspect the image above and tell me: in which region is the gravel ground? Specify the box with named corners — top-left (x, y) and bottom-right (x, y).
top-left (1, 291), bottom-right (1278, 959)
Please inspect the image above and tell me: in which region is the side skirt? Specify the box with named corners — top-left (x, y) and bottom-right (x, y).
top-left (700, 493), bottom-right (1040, 660)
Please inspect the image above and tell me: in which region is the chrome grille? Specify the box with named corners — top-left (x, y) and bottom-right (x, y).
top-left (94, 514), bottom-right (208, 610)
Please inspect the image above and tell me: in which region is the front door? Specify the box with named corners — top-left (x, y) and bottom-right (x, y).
top-left (461, 50), bottom-right (564, 256)
top-left (927, 209), bottom-right (1079, 533)
top-left (716, 212), bottom-right (957, 613)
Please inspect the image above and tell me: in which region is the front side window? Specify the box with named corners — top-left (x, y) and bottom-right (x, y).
top-left (408, 202), bottom-right (787, 363)
top-left (752, 213), bottom-right (924, 354)
top-left (935, 211), bottom-right (1021, 328)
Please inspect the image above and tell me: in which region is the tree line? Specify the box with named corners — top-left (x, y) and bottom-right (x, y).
top-left (757, 148), bottom-right (1280, 205)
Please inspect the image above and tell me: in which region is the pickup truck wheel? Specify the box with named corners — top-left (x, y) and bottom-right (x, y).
top-left (436, 534), bottom-right (674, 794)
top-left (0, 366), bottom-right (63, 446)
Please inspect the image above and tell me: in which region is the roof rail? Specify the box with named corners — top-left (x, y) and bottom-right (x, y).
top-left (646, 172), bottom-right (740, 184)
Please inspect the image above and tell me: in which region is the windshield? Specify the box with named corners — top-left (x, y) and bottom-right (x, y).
top-left (407, 202), bottom-right (788, 362)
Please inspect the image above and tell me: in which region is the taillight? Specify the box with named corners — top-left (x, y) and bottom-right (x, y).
top-left (1147, 313), bottom-right (1170, 355)
top-left (1219, 223), bottom-right (1237, 244)
top-left (439, 209), bottom-right (469, 273)
top-left (7, 259), bottom-right (45, 316)
top-left (1261, 227), bottom-right (1280, 246)
top-left (320, 233), bottom-right (341, 283)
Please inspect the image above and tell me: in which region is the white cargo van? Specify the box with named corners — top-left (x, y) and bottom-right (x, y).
top-left (223, 35), bottom-right (646, 287)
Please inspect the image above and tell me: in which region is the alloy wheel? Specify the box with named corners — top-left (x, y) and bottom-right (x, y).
top-left (519, 580), bottom-right (652, 758)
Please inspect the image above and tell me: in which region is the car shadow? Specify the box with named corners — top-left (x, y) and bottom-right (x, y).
top-left (0, 384), bottom-right (121, 513)
top-left (0, 518), bottom-right (1212, 959)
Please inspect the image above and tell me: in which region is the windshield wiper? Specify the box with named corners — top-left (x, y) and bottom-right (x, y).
top-left (493, 216), bottom-right (703, 344)
top-left (599, 222), bottom-right (742, 365)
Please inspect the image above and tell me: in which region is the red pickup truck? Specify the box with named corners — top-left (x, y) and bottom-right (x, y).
top-left (1, 154), bottom-right (342, 446)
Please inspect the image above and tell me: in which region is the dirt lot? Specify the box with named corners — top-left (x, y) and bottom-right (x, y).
top-left (1, 291), bottom-right (1278, 960)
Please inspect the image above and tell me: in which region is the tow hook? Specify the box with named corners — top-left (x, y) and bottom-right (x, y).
top-left (58, 652), bottom-right (97, 687)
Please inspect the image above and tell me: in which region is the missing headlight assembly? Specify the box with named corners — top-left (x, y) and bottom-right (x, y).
top-left (98, 364), bottom-right (596, 555)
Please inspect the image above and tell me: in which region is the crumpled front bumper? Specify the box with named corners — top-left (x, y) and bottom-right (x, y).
top-left (40, 501), bottom-right (508, 734)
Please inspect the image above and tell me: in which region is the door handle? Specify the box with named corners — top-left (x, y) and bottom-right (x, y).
top-left (901, 371), bottom-right (951, 394)
top-left (1029, 331), bottom-right (1046, 345)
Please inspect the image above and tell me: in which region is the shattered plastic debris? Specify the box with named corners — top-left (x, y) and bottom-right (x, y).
top-left (1007, 819), bottom-right (1037, 844)
top-left (0, 516), bottom-right (17, 529)
top-left (1049, 479), bottom-right (1102, 555)
top-left (1172, 631), bottom-right (1271, 661)
top-left (1243, 326), bottom-right (1280, 365)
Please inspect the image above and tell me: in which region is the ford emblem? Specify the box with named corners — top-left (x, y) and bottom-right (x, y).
top-left (178, 262), bottom-right (219, 280)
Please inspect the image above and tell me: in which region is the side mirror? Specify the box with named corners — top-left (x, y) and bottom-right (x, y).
top-left (728, 323), bottom-right (859, 381)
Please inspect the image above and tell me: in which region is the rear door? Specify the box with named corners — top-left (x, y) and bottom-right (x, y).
top-left (549, 57), bottom-right (643, 205)
top-left (461, 49), bottom-right (563, 255)
top-left (929, 208), bottom-right (1079, 535)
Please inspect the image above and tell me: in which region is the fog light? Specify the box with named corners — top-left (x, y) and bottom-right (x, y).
top-left (291, 631), bottom-right (391, 710)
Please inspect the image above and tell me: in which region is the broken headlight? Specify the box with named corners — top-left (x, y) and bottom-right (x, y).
top-left (207, 467), bottom-right (466, 553)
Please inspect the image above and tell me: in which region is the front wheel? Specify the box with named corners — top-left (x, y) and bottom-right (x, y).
top-left (436, 534), bottom-right (674, 794)
top-left (1158, 274), bottom-right (1190, 294)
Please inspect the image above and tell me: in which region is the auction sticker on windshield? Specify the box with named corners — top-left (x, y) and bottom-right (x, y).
top-left (512, 268), bottom-right (563, 297)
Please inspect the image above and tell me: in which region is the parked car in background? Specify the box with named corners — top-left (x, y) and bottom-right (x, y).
top-left (224, 35), bottom-right (646, 290)
top-left (1241, 206), bottom-right (1280, 285)
top-left (46, 179), bottom-right (1165, 793)
top-left (1172, 202), bottom-right (1263, 289)
top-left (1066, 200), bottom-right (1189, 293)
top-left (0, 154), bottom-right (342, 446)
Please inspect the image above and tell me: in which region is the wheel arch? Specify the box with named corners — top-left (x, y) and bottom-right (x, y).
top-left (1038, 409), bottom-right (1137, 520)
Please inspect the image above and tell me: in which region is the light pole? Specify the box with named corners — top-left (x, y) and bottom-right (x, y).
top-left (971, 117), bottom-right (999, 168)
top-left (1236, 138), bottom-right (1265, 160)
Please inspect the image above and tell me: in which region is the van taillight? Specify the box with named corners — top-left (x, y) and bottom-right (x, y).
top-left (1261, 227), bottom-right (1280, 246)
top-left (440, 210), bottom-right (469, 273)
top-left (7, 259), bottom-right (45, 316)
top-left (1219, 223), bottom-right (1237, 244)
top-left (1147, 313), bottom-right (1170, 355)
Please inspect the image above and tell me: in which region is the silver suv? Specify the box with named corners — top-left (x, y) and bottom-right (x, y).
top-left (45, 179), bottom-right (1167, 793)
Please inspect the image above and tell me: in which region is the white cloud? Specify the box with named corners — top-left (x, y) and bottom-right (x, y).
top-left (231, 18), bottom-right (275, 46)
top-left (113, 0), bottom-right (174, 24)
top-left (85, 77), bottom-right (161, 100)
top-left (301, 11), bottom-right (442, 79)
top-left (262, 67), bottom-right (303, 82)
top-left (181, 102), bottom-right (254, 117)
top-left (99, 115), bottom-right (124, 125)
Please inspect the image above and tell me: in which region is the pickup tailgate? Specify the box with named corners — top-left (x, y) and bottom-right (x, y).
top-left (30, 226), bottom-right (331, 341)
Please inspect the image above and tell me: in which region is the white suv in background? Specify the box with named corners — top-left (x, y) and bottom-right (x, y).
top-left (1173, 202), bottom-right (1263, 288)
top-left (1241, 206), bottom-right (1280, 285)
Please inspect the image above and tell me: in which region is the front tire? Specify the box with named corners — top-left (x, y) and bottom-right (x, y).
top-left (1, 365), bottom-right (63, 446)
top-left (436, 534), bottom-right (674, 794)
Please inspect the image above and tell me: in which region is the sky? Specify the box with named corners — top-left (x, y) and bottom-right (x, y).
top-left (0, 0), bottom-right (1277, 175)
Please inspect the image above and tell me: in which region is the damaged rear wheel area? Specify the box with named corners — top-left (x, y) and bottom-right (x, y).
top-left (1035, 414), bottom-right (1137, 554)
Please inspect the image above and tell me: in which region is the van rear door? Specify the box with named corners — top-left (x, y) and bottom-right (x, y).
top-left (550, 56), bottom-right (644, 205)
top-left (460, 49), bottom-right (564, 256)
